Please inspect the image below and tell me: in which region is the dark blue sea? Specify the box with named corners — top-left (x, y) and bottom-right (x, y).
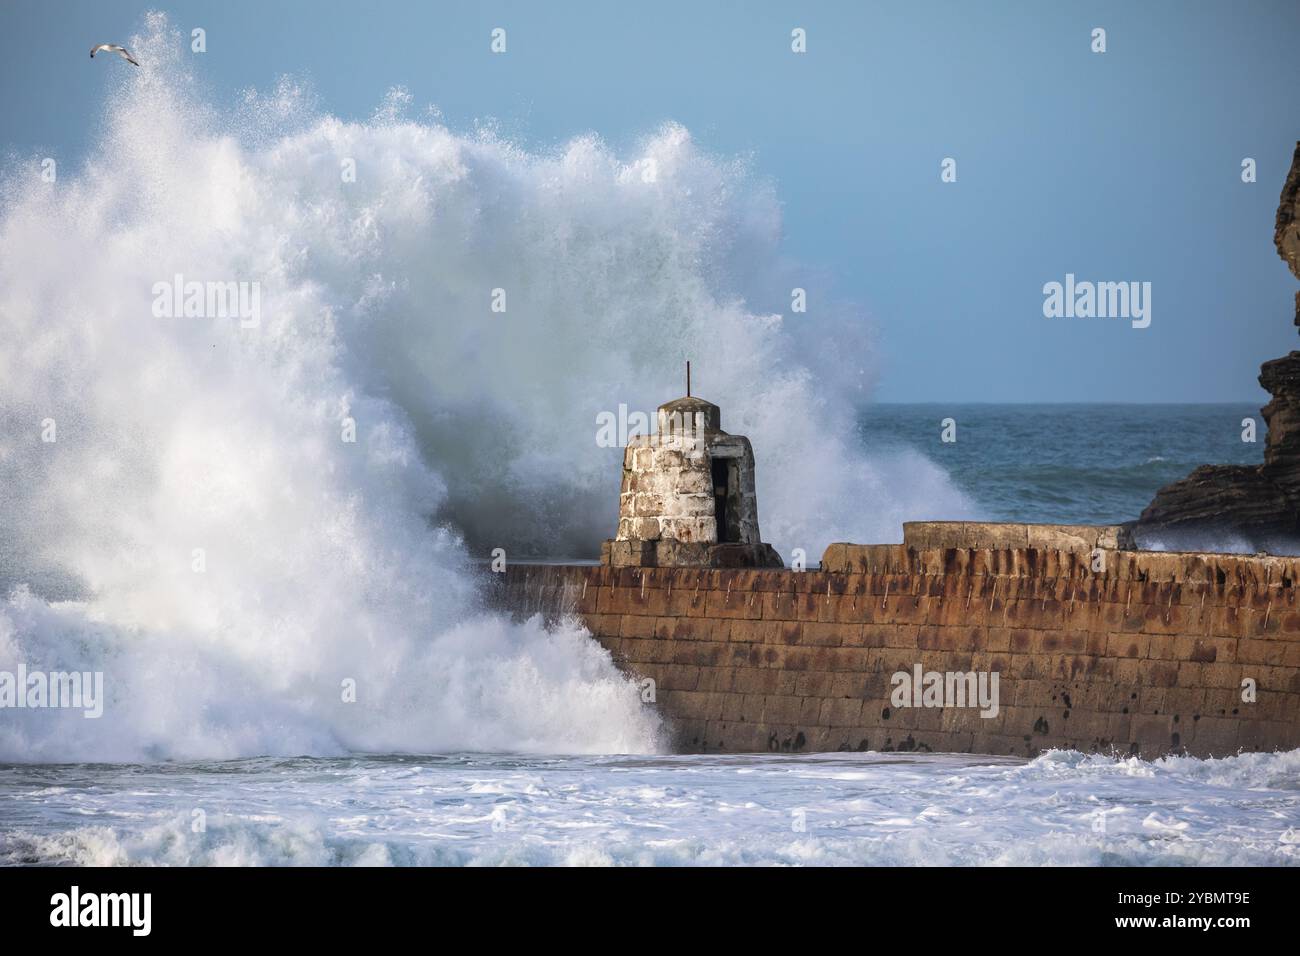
top-left (859, 403), bottom-right (1265, 526)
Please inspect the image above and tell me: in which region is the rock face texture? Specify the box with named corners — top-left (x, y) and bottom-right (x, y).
top-left (1136, 143), bottom-right (1300, 545)
top-left (1136, 463), bottom-right (1297, 539)
top-left (1276, 142), bottom-right (1300, 284)
top-left (1259, 351), bottom-right (1300, 497)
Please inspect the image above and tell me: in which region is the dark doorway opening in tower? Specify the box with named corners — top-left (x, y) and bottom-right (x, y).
top-left (711, 456), bottom-right (737, 543)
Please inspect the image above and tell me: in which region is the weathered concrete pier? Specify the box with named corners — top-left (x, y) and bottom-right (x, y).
top-left (499, 521), bottom-right (1300, 758)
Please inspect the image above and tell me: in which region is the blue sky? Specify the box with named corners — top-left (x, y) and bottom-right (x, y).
top-left (3, 0), bottom-right (1298, 402)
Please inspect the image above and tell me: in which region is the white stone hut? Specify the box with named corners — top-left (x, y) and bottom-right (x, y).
top-left (603, 392), bottom-right (782, 568)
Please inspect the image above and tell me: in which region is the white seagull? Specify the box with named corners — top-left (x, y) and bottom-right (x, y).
top-left (90, 43), bottom-right (139, 67)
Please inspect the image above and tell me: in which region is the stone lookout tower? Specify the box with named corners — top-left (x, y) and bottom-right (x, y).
top-left (603, 367), bottom-right (783, 568)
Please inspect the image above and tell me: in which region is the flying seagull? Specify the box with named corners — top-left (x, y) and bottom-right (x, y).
top-left (90, 44), bottom-right (139, 67)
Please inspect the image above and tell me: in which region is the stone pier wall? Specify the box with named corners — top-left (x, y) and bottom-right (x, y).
top-left (495, 523), bottom-right (1300, 758)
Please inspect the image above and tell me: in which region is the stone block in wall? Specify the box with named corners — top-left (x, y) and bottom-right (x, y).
top-left (1232, 639), bottom-right (1284, 671)
top-left (905, 522), bottom-right (1026, 550)
top-left (619, 614), bottom-right (657, 640)
top-left (1149, 635), bottom-right (1182, 662)
top-left (1130, 713), bottom-right (1176, 755)
top-left (1163, 687), bottom-right (1206, 716)
top-left (1238, 720), bottom-right (1293, 753)
top-left (900, 521), bottom-right (1134, 553)
top-left (819, 543), bottom-right (910, 573)
top-left (729, 668), bottom-right (777, 696)
top-left (1190, 716), bottom-right (1240, 755)
top-left (702, 588), bottom-right (762, 620)
top-left (797, 622), bottom-right (842, 647)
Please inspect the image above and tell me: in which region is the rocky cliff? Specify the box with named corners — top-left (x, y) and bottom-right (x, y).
top-left (1276, 141), bottom-right (1300, 284)
top-left (1136, 143), bottom-right (1300, 545)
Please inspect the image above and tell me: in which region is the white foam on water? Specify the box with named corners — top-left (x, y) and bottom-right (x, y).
top-left (2, 749), bottom-right (1297, 866)
top-left (0, 14), bottom-right (971, 763)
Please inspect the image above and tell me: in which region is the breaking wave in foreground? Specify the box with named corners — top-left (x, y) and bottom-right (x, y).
top-left (0, 14), bottom-right (970, 763)
top-left (3, 749), bottom-right (1299, 866)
